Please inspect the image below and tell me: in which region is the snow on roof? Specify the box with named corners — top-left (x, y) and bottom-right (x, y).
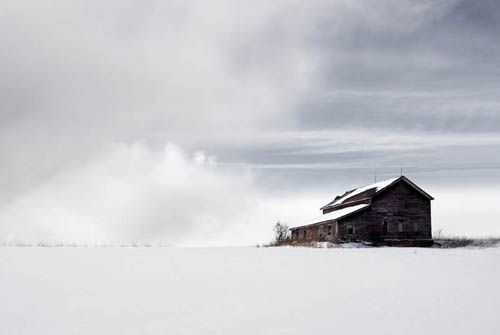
top-left (298, 203), bottom-right (370, 228)
top-left (323, 177), bottom-right (399, 209)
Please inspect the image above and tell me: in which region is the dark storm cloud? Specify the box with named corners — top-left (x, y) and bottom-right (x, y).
top-left (294, 0), bottom-right (500, 131)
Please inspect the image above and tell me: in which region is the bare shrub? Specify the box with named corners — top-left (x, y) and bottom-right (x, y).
top-left (263, 221), bottom-right (291, 247)
top-left (273, 221), bottom-right (291, 244)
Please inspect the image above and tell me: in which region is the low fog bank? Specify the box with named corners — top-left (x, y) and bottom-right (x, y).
top-left (0, 141), bottom-right (328, 246)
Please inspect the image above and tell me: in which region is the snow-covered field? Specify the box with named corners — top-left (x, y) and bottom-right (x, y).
top-left (1, 247), bottom-right (499, 334)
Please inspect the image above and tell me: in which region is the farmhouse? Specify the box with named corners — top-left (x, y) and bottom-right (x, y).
top-left (291, 176), bottom-right (434, 246)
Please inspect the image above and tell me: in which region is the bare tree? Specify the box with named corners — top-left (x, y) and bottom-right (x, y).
top-left (273, 221), bottom-right (290, 244)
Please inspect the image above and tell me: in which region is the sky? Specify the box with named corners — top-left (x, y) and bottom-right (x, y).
top-left (0, 0), bottom-right (499, 245)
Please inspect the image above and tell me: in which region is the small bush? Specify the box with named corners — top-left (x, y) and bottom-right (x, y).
top-left (273, 221), bottom-right (291, 243)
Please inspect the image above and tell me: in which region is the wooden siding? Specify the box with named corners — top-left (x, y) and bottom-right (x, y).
top-left (291, 222), bottom-right (338, 243)
top-left (337, 181), bottom-right (431, 241)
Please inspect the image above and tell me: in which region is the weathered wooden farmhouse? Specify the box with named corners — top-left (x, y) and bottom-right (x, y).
top-left (290, 176), bottom-right (434, 246)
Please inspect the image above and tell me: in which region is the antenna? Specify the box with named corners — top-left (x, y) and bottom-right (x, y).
top-left (400, 163), bottom-right (403, 176)
top-left (374, 171), bottom-right (377, 183)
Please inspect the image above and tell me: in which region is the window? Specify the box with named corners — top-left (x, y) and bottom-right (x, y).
top-left (347, 225), bottom-right (354, 236)
top-left (318, 226), bottom-right (323, 239)
top-left (327, 225), bottom-right (332, 236)
top-left (302, 230), bottom-right (306, 240)
top-left (382, 220), bottom-right (388, 233)
top-left (414, 221), bottom-right (419, 232)
top-left (398, 222), bottom-right (404, 232)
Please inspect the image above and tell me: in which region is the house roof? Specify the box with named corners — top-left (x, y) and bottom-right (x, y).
top-left (292, 203), bottom-right (371, 230)
top-left (320, 175), bottom-right (433, 211)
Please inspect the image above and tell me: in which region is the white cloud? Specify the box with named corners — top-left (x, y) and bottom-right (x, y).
top-left (0, 142), bottom-right (261, 245)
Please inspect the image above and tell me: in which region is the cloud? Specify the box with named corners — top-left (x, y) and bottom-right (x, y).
top-left (0, 0), bottom-right (330, 200)
top-left (0, 140), bottom-right (350, 245)
top-left (0, 142), bottom-right (259, 244)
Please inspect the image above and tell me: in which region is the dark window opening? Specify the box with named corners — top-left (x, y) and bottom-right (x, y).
top-left (382, 220), bottom-right (388, 233)
top-left (347, 225), bottom-right (354, 236)
top-left (327, 225), bottom-right (332, 236)
top-left (302, 230), bottom-right (306, 239)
